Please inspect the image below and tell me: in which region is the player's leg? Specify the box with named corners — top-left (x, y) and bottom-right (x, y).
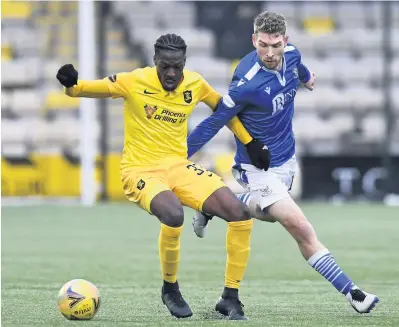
top-left (201, 187), bottom-right (253, 320)
top-left (266, 197), bottom-right (379, 314)
top-left (171, 161), bottom-right (252, 320)
top-left (192, 167), bottom-right (274, 239)
top-left (149, 191), bottom-right (193, 318)
top-left (239, 160), bottom-right (378, 313)
top-left (121, 169), bottom-right (192, 318)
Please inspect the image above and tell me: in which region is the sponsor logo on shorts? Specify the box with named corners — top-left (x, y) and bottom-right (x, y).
top-left (260, 186), bottom-right (272, 197)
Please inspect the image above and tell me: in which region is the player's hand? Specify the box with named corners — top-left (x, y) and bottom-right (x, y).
top-left (245, 139), bottom-right (270, 171)
top-left (56, 64), bottom-right (78, 88)
top-left (304, 72), bottom-right (315, 91)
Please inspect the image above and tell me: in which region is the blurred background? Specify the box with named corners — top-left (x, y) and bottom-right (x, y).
top-left (2, 0), bottom-right (399, 204)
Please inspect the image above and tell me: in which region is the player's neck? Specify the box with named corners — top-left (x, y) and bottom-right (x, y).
top-left (275, 59), bottom-right (283, 71)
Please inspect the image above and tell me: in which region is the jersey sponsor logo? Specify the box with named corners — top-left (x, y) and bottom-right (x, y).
top-left (265, 86), bottom-right (271, 95)
top-left (272, 89), bottom-right (297, 115)
top-left (108, 74), bottom-right (117, 82)
top-left (137, 179), bottom-right (145, 190)
top-left (154, 109), bottom-right (187, 124)
top-left (144, 104), bottom-right (158, 119)
top-left (183, 90), bottom-right (192, 103)
top-left (272, 93), bottom-right (285, 114)
top-left (144, 89), bottom-right (159, 95)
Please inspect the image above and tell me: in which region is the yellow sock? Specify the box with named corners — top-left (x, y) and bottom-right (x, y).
top-left (159, 224), bottom-right (182, 283)
top-left (225, 219), bottom-right (253, 289)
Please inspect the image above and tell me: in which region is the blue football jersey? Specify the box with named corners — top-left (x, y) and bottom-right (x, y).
top-left (187, 43), bottom-right (311, 168)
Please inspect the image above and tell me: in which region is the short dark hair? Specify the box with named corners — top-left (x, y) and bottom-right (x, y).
top-left (154, 34), bottom-right (187, 56)
top-left (254, 11), bottom-right (287, 36)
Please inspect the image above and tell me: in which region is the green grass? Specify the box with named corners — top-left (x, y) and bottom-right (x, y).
top-left (2, 203), bottom-right (399, 326)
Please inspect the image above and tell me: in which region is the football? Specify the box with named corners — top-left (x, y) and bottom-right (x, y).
top-left (57, 279), bottom-right (101, 320)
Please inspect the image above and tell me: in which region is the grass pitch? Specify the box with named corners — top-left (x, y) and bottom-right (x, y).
top-left (2, 203), bottom-right (399, 326)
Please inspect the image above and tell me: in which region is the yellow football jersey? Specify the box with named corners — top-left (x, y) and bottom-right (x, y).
top-left (110, 67), bottom-right (221, 167)
top-left (65, 66), bottom-right (252, 167)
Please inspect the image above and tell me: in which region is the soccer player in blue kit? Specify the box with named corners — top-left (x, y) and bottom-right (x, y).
top-left (187, 11), bottom-right (379, 315)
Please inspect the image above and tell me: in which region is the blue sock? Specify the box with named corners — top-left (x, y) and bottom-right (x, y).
top-left (236, 192), bottom-right (251, 206)
top-left (307, 248), bottom-right (354, 295)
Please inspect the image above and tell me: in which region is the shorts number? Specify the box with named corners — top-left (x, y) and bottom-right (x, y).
top-left (186, 163), bottom-right (213, 177)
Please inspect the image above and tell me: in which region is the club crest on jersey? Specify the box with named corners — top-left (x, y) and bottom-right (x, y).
top-left (183, 90), bottom-right (192, 104)
top-left (144, 104), bottom-right (158, 119)
top-left (137, 179), bottom-right (145, 190)
top-left (293, 68), bottom-right (298, 79)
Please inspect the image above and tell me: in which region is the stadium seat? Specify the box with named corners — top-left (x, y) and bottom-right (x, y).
top-left (293, 114), bottom-right (334, 141)
top-left (11, 90), bottom-right (42, 117)
top-left (311, 87), bottom-right (350, 112)
top-left (302, 57), bottom-right (335, 85)
top-left (392, 57), bottom-right (399, 80)
top-left (344, 86), bottom-right (384, 112)
top-left (1, 91), bottom-right (12, 112)
top-left (1, 1), bottom-right (32, 19)
top-left (26, 118), bottom-right (53, 146)
top-left (294, 89), bottom-right (318, 112)
top-left (1, 119), bottom-right (29, 144)
top-left (360, 114), bottom-right (386, 141)
top-left (1, 45), bottom-right (13, 61)
top-left (185, 56), bottom-right (231, 83)
top-left (1, 59), bottom-right (40, 86)
top-left (334, 2), bottom-right (368, 29)
top-left (263, 1), bottom-right (299, 24)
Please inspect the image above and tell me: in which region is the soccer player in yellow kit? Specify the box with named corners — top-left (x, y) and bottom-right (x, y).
top-left (56, 34), bottom-right (270, 320)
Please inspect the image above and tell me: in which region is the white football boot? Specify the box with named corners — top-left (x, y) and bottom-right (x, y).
top-left (192, 211), bottom-right (213, 238)
top-left (345, 287), bottom-right (379, 313)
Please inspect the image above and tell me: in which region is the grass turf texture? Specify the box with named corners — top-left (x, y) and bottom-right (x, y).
top-left (2, 203), bottom-right (399, 326)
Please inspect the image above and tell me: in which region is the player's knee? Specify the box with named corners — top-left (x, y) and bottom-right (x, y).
top-left (158, 206), bottom-right (184, 227)
top-left (226, 202), bottom-right (251, 222)
top-left (280, 212), bottom-right (316, 242)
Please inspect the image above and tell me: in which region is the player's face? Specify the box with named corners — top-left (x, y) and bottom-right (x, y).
top-left (252, 32), bottom-right (288, 70)
top-left (155, 50), bottom-right (186, 91)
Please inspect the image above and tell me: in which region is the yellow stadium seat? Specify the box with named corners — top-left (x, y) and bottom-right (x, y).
top-left (108, 31), bottom-right (123, 41)
top-left (45, 91), bottom-right (80, 110)
top-left (1, 45), bottom-right (13, 61)
top-left (303, 17), bottom-right (335, 35)
top-left (231, 59), bottom-right (240, 75)
top-left (1, 1), bottom-right (32, 19)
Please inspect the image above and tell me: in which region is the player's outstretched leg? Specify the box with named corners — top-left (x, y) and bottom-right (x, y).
top-left (192, 192), bottom-right (274, 238)
top-left (151, 191), bottom-right (193, 319)
top-left (267, 197), bottom-right (379, 314)
top-left (202, 187), bottom-right (253, 320)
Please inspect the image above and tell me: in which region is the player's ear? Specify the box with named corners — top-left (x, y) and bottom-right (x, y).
top-left (153, 54), bottom-right (157, 65)
top-left (283, 35), bottom-right (289, 46)
top-left (252, 34), bottom-right (257, 48)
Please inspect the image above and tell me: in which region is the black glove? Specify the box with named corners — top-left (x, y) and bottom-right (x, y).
top-left (56, 64), bottom-right (78, 88)
top-left (245, 139), bottom-right (270, 171)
